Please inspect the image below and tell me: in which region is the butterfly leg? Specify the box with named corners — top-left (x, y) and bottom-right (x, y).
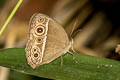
top-left (71, 45), bottom-right (76, 53)
top-left (68, 51), bottom-right (78, 64)
top-left (60, 56), bottom-right (63, 67)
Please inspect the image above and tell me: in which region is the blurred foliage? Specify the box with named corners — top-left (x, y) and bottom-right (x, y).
top-left (0, 0), bottom-right (6, 8)
top-left (8, 70), bottom-right (50, 80)
top-left (9, 70), bottom-right (35, 80)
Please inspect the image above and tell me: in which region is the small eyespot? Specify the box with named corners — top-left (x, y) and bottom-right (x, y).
top-left (37, 38), bottom-right (42, 43)
top-left (38, 17), bottom-right (45, 23)
top-left (34, 49), bottom-right (36, 51)
top-left (34, 53), bottom-right (38, 57)
top-left (34, 37), bottom-right (43, 44)
top-left (35, 25), bottom-right (45, 36)
top-left (32, 46), bottom-right (40, 53)
top-left (38, 39), bottom-right (41, 41)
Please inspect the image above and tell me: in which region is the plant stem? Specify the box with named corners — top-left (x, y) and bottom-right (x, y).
top-left (0, 0), bottom-right (23, 37)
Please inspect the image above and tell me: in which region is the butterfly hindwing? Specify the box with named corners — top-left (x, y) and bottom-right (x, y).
top-left (25, 13), bottom-right (71, 68)
top-left (25, 13), bottom-right (49, 68)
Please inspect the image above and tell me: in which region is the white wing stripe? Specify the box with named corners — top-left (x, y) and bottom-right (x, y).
top-left (40, 19), bottom-right (49, 63)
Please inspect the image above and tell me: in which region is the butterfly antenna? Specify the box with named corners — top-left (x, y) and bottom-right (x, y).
top-left (69, 20), bottom-right (78, 52)
top-left (70, 20), bottom-right (77, 37)
top-left (72, 29), bottom-right (82, 37)
top-left (68, 20), bottom-right (79, 64)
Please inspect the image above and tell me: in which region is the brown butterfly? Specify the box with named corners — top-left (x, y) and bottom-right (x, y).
top-left (25, 13), bottom-right (72, 69)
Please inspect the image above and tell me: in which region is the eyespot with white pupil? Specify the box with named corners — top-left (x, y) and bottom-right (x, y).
top-left (37, 27), bottom-right (43, 33)
top-left (35, 25), bottom-right (45, 36)
top-left (34, 53), bottom-right (38, 57)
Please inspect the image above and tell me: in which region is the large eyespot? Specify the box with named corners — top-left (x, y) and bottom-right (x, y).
top-left (35, 25), bottom-right (45, 36)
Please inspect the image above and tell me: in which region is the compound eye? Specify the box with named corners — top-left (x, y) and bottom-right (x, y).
top-left (35, 25), bottom-right (45, 36)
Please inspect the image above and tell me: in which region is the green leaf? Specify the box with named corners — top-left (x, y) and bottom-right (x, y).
top-left (9, 70), bottom-right (35, 80)
top-left (0, 48), bottom-right (120, 80)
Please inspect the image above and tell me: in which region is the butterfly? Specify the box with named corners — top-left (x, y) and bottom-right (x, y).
top-left (25, 13), bottom-right (73, 69)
